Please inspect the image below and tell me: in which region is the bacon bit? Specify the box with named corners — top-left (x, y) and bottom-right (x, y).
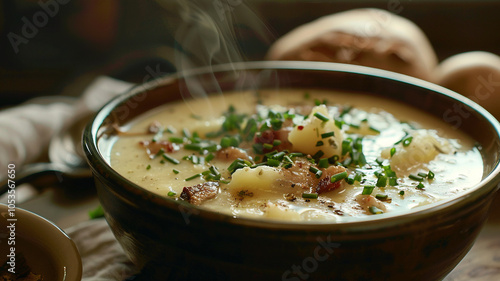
top-left (147, 121), bottom-right (163, 134)
top-left (216, 147), bottom-right (250, 162)
top-left (139, 140), bottom-right (175, 158)
top-left (315, 176), bottom-right (342, 194)
top-left (180, 181), bottom-right (219, 205)
top-left (297, 125), bottom-right (304, 131)
top-left (254, 128), bottom-right (293, 152)
top-left (314, 165), bottom-right (347, 194)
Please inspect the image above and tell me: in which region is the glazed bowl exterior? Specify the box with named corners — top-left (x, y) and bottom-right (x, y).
top-left (83, 61), bottom-right (500, 281)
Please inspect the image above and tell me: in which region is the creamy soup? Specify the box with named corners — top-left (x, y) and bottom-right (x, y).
top-left (108, 89), bottom-right (483, 222)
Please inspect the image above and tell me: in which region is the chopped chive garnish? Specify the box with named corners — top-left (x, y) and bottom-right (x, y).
top-left (369, 206), bottom-right (384, 214)
top-left (417, 172), bottom-right (428, 178)
top-left (146, 164), bottom-right (151, 170)
top-left (409, 174), bottom-right (424, 181)
top-left (205, 153), bottom-right (215, 162)
top-left (354, 172), bottom-right (364, 182)
top-left (390, 147), bottom-right (396, 157)
top-left (169, 137), bottom-right (184, 144)
top-left (334, 119), bottom-right (344, 129)
top-left (267, 159), bottom-right (281, 167)
top-left (330, 171), bottom-right (348, 183)
top-left (289, 152), bottom-right (304, 158)
top-left (388, 177), bottom-right (398, 186)
top-left (428, 171), bottom-right (435, 180)
top-left (167, 191), bottom-right (176, 196)
top-left (403, 136), bottom-right (413, 147)
top-left (165, 126), bottom-right (176, 134)
top-left (302, 193), bottom-right (318, 199)
top-left (185, 173), bottom-right (201, 181)
top-left (342, 139), bottom-right (352, 156)
top-left (313, 112), bottom-right (330, 122)
top-left (362, 185), bottom-right (376, 195)
top-left (314, 99), bottom-right (322, 106)
top-left (369, 126), bottom-right (381, 134)
top-left (304, 92), bottom-right (310, 99)
top-left (318, 158), bottom-right (329, 168)
top-left (345, 174), bottom-right (355, 185)
top-left (263, 143), bottom-right (274, 150)
top-left (162, 154), bottom-right (180, 164)
top-left (272, 151), bottom-right (286, 160)
top-left (399, 190), bottom-right (405, 196)
top-left (284, 155), bottom-right (294, 164)
top-left (321, 131), bottom-right (335, 138)
top-left (182, 128), bottom-right (191, 138)
top-left (316, 141), bottom-right (324, 147)
top-left (416, 182), bottom-right (425, 189)
top-left (173, 169), bottom-right (180, 174)
top-left (273, 139), bottom-right (282, 146)
top-left (309, 166), bottom-right (323, 178)
top-left (375, 194), bottom-right (388, 201)
top-left (312, 150), bottom-right (325, 159)
top-left (376, 176), bottom-right (387, 187)
top-left (160, 160), bottom-right (166, 164)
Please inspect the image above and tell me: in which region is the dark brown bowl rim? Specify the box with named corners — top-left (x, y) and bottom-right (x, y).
top-left (84, 61), bottom-right (500, 231)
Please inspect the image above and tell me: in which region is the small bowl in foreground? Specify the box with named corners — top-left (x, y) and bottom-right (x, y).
top-left (0, 204), bottom-right (82, 281)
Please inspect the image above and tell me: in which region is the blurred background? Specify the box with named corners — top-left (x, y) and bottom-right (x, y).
top-left (1, 0), bottom-right (500, 106)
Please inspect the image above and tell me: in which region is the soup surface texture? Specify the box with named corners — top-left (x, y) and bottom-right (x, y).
top-left (109, 89), bottom-right (482, 222)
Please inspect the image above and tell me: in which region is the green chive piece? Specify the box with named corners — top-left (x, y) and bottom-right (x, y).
top-left (205, 153), bottom-right (215, 162)
top-left (146, 164), bottom-right (151, 170)
top-left (417, 172), bottom-right (428, 178)
top-left (376, 176), bottom-right (387, 187)
top-left (165, 126), bottom-right (176, 134)
top-left (330, 171), bottom-right (348, 183)
top-left (302, 193), bottom-right (318, 199)
top-left (354, 172), bottom-right (364, 183)
top-left (416, 182), bottom-right (425, 189)
top-left (375, 194), bottom-right (388, 201)
top-left (263, 143), bottom-right (274, 150)
top-left (88, 205), bottom-right (105, 219)
top-left (316, 141), bottom-right (324, 147)
top-left (369, 126), bottom-right (381, 134)
top-left (173, 169), bottom-right (180, 174)
top-left (314, 112), bottom-right (330, 122)
top-left (321, 131), bottom-right (335, 138)
top-left (345, 174), bottom-right (355, 185)
top-left (309, 166), bottom-right (323, 178)
top-left (304, 92), bottom-right (310, 99)
top-left (289, 152), bottom-right (304, 158)
top-left (399, 190), bottom-right (405, 196)
top-left (403, 136), bottom-right (413, 147)
top-left (388, 177), bottom-right (398, 186)
top-left (185, 173), bottom-right (201, 181)
top-left (342, 139), bottom-right (352, 156)
top-left (162, 154), bottom-right (180, 164)
top-left (273, 139), bottom-right (282, 146)
top-left (362, 185), bottom-right (376, 195)
top-left (390, 147), bottom-right (396, 157)
top-left (267, 158), bottom-right (281, 167)
top-left (369, 206), bottom-right (384, 215)
top-left (182, 128), bottom-right (191, 138)
top-left (167, 191), bottom-right (177, 197)
top-left (169, 137), bottom-right (184, 144)
top-left (312, 150), bottom-right (325, 159)
top-left (409, 174), bottom-right (424, 181)
top-left (318, 158), bottom-right (329, 169)
top-left (428, 171), bottom-right (435, 180)
top-left (314, 99), bottom-right (322, 106)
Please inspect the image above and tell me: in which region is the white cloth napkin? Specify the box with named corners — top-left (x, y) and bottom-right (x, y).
top-left (65, 218), bottom-right (138, 281)
top-left (0, 76), bottom-right (134, 179)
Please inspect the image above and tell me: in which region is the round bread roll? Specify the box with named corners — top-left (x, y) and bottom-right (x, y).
top-left (435, 51), bottom-right (500, 119)
top-left (266, 8), bottom-right (438, 81)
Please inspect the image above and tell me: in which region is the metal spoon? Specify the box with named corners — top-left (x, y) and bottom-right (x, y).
top-left (0, 114), bottom-right (92, 195)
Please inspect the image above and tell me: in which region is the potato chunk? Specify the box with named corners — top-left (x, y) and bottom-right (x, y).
top-left (227, 166), bottom-right (282, 199)
top-left (288, 105), bottom-right (343, 158)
